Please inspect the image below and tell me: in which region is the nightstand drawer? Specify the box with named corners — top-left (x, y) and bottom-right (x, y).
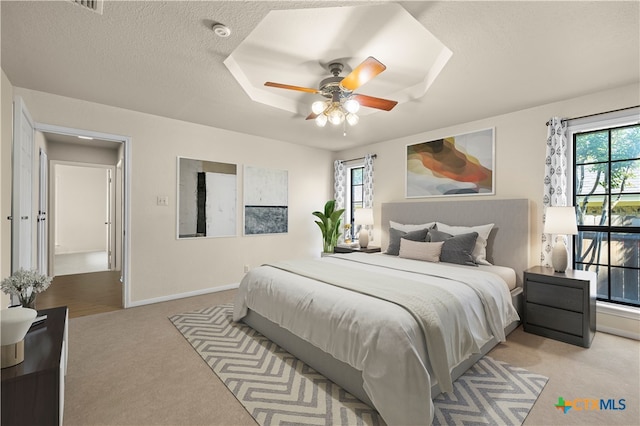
top-left (525, 303), bottom-right (583, 336)
top-left (527, 281), bottom-right (583, 312)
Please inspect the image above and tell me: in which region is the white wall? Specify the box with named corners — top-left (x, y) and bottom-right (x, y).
top-left (335, 82), bottom-right (640, 338)
top-left (10, 86), bottom-right (333, 305)
top-left (47, 140), bottom-right (119, 165)
top-left (54, 164), bottom-right (108, 254)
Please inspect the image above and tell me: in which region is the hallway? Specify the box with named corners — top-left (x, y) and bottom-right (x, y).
top-left (37, 270), bottom-right (122, 318)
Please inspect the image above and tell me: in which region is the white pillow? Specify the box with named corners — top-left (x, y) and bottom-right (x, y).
top-left (435, 222), bottom-right (494, 265)
top-left (390, 220), bottom-right (435, 232)
top-left (399, 239), bottom-right (443, 263)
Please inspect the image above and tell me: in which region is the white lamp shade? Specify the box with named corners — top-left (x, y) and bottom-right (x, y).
top-left (544, 206), bottom-right (578, 235)
top-left (344, 98), bottom-right (360, 114)
top-left (311, 101), bottom-right (327, 115)
top-left (1, 307), bottom-right (37, 345)
top-left (328, 108), bottom-right (345, 125)
top-left (354, 208), bottom-right (374, 225)
top-left (315, 114), bottom-right (328, 127)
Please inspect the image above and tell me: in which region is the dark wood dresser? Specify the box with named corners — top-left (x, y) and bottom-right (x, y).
top-left (1, 306), bottom-right (68, 425)
top-left (524, 266), bottom-right (596, 347)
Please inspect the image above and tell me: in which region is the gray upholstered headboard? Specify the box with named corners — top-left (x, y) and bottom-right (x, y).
top-left (381, 199), bottom-right (530, 286)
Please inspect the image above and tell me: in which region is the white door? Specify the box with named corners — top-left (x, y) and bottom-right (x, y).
top-left (12, 97), bottom-right (34, 272)
top-left (106, 168), bottom-right (113, 270)
top-left (37, 148), bottom-right (48, 274)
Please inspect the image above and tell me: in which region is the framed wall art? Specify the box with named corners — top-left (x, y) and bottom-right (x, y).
top-left (243, 166), bottom-right (288, 235)
top-left (177, 157), bottom-right (237, 238)
top-left (406, 128), bottom-right (495, 198)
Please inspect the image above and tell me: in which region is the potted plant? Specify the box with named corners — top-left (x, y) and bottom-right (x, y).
top-left (1, 268), bottom-right (52, 309)
top-left (312, 200), bottom-right (346, 254)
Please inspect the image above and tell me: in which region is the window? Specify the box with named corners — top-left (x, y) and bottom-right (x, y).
top-left (345, 165), bottom-right (364, 241)
top-left (573, 120), bottom-right (640, 307)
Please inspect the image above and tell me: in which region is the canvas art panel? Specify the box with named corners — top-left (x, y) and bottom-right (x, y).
top-left (406, 128), bottom-right (495, 198)
top-left (244, 166), bottom-right (288, 235)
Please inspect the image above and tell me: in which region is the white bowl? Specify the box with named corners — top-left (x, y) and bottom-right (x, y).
top-left (1, 307), bottom-right (37, 345)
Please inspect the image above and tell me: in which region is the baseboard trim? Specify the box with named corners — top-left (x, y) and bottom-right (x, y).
top-left (597, 301), bottom-right (640, 320)
top-left (127, 283), bottom-right (239, 308)
top-left (596, 301), bottom-right (640, 340)
top-left (596, 324), bottom-right (640, 341)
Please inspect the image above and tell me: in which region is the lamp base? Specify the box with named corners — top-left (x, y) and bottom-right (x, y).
top-left (551, 239), bottom-right (569, 273)
top-left (358, 229), bottom-right (369, 248)
top-left (1, 340), bottom-right (25, 368)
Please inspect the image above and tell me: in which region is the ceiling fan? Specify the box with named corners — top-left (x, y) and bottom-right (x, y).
top-left (264, 56), bottom-right (398, 127)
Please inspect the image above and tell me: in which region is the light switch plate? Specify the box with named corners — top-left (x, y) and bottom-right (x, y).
top-left (157, 196), bottom-right (169, 206)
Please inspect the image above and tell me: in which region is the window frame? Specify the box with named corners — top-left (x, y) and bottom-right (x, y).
top-left (568, 107), bottom-right (640, 308)
top-left (344, 162), bottom-right (365, 241)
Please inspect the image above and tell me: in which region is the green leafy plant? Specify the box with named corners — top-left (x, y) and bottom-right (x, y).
top-left (312, 200), bottom-right (346, 253)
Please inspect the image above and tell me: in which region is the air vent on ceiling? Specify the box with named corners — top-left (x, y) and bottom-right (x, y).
top-left (69, 0), bottom-right (104, 15)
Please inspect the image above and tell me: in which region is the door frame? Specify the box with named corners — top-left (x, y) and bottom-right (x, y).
top-left (37, 148), bottom-right (48, 275)
top-left (34, 123), bottom-right (132, 308)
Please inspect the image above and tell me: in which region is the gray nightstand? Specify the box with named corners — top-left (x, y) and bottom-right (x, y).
top-left (523, 266), bottom-right (596, 348)
top-left (334, 246), bottom-right (381, 254)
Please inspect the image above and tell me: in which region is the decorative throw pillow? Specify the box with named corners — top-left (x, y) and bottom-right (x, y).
top-left (399, 239), bottom-right (444, 262)
top-left (435, 222), bottom-right (494, 265)
top-left (389, 220), bottom-right (436, 233)
top-left (428, 229), bottom-right (479, 266)
top-left (386, 228), bottom-right (429, 256)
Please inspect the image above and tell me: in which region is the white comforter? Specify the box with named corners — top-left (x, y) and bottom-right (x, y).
top-left (233, 253), bottom-right (519, 425)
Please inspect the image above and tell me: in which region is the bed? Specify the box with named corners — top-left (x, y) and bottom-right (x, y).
top-left (233, 199), bottom-right (530, 425)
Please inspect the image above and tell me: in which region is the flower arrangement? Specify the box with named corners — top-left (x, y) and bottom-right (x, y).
top-left (1, 268), bottom-right (52, 308)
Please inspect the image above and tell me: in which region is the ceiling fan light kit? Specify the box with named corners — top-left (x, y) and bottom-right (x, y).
top-left (264, 56), bottom-right (397, 129)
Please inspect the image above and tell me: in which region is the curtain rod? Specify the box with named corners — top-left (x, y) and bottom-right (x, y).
top-left (545, 105), bottom-right (639, 126)
top-left (340, 154), bottom-right (377, 163)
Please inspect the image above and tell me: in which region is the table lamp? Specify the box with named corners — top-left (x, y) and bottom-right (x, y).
top-left (1, 307), bottom-right (37, 368)
top-left (355, 208), bottom-right (374, 248)
top-left (544, 206), bottom-right (578, 272)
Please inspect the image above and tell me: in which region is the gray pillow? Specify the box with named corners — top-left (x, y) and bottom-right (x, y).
top-left (428, 229), bottom-right (479, 266)
top-left (386, 228), bottom-right (429, 256)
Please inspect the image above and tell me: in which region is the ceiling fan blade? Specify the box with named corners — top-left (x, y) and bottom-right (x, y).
top-left (306, 112), bottom-right (318, 120)
top-left (264, 82), bottom-right (319, 94)
top-left (340, 57), bottom-right (387, 91)
top-left (352, 94), bottom-right (398, 111)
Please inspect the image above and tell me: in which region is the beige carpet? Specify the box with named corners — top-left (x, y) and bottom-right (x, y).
top-left (64, 289), bottom-right (640, 425)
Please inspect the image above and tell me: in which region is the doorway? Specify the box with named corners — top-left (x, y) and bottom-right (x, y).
top-left (52, 162), bottom-right (115, 276)
top-left (33, 124), bottom-right (131, 315)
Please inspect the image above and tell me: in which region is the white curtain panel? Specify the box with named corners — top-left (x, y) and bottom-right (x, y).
top-left (541, 117), bottom-right (569, 267)
top-left (363, 154), bottom-right (375, 242)
top-left (334, 160), bottom-right (346, 244)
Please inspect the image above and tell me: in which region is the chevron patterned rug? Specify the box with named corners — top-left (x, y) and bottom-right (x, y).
top-left (170, 304), bottom-right (547, 426)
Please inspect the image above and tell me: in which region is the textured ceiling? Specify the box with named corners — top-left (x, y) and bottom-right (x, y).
top-left (2, 1), bottom-right (639, 151)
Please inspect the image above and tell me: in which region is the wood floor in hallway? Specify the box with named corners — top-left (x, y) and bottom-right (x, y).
top-left (37, 270), bottom-right (123, 318)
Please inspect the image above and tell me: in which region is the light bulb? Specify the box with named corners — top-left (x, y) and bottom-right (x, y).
top-left (346, 113), bottom-right (359, 126)
top-left (315, 114), bottom-right (328, 127)
top-left (328, 108), bottom-right (345, 125)
top-left (344, 98), bottom-right (360, 114)
top-left (311, 101), bottom-right (327, 115)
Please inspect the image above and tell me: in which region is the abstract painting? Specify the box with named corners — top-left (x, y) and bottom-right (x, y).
top-left (244, 166), bottom-right (288, 234)
top-left (406, 128), bottom-right (495, 197)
